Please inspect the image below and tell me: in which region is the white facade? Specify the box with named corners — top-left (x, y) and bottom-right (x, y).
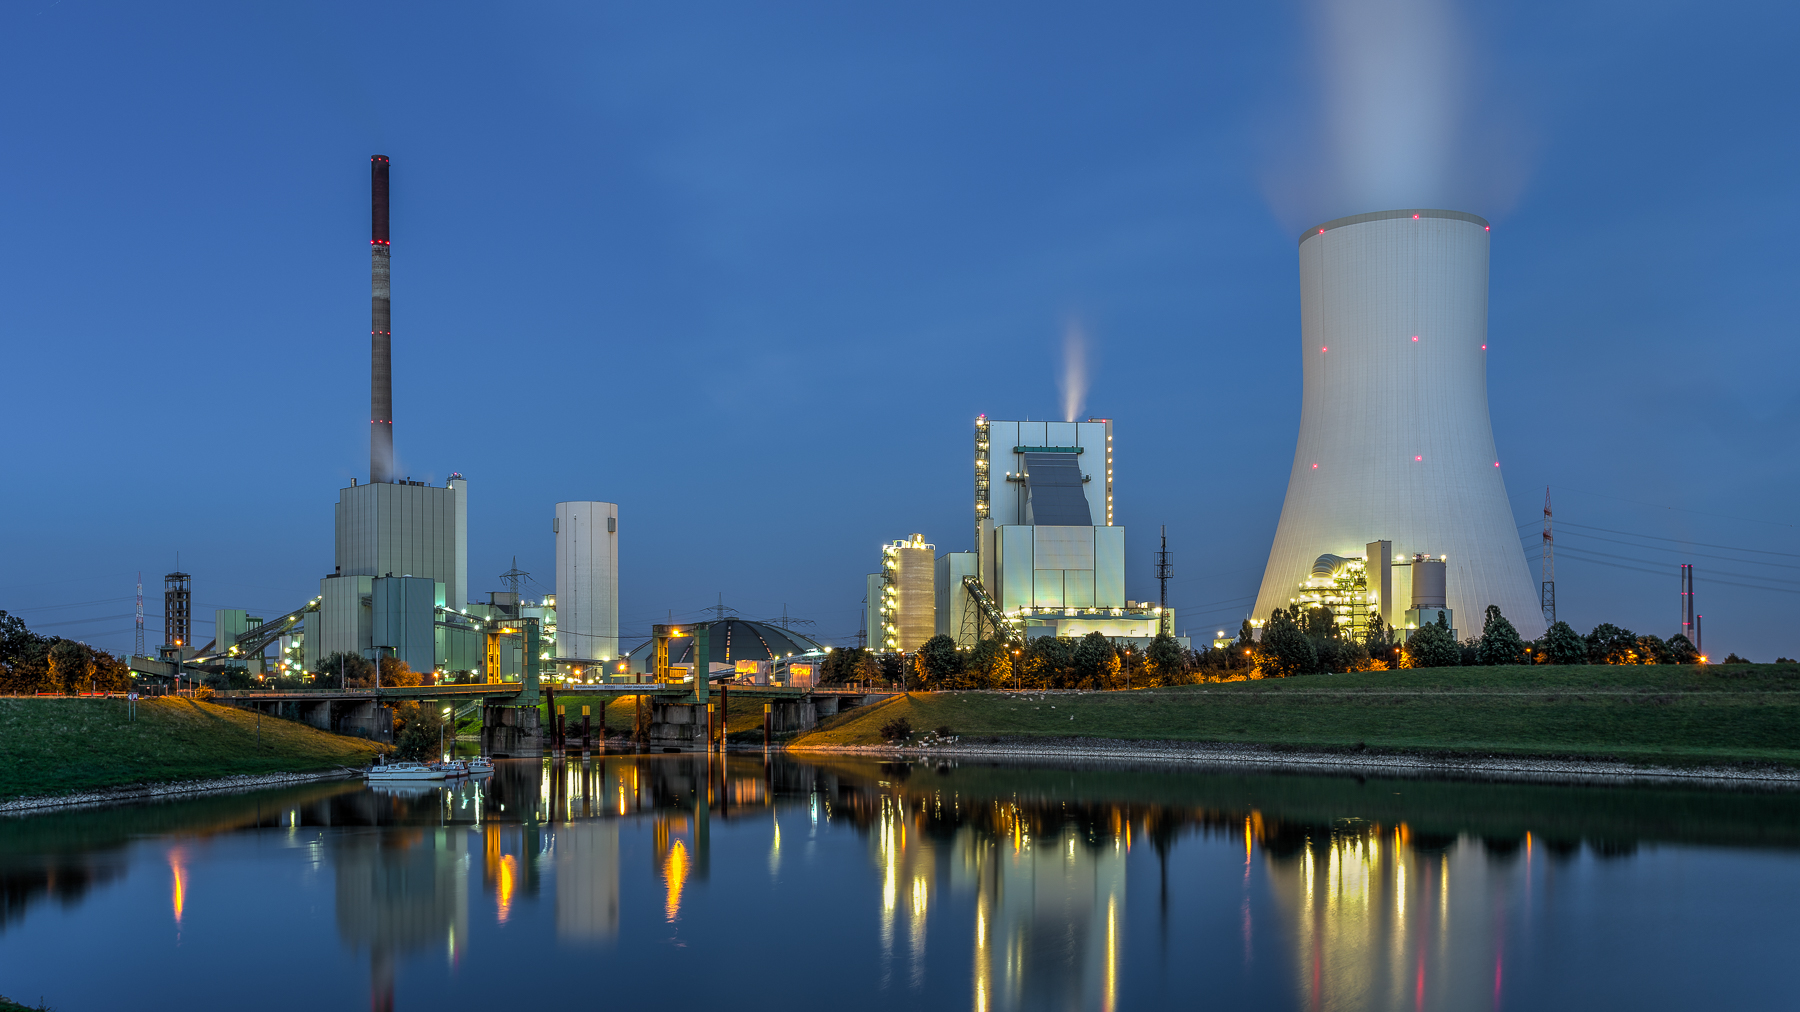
top-left (1254, 209), bottom-right (1542, 638)
top-left (554, 501), bottom-right (619, 662)
top-left (934, 551), bottom-right (980, 647)
top-left (333, 477), bottom-right (468, 609)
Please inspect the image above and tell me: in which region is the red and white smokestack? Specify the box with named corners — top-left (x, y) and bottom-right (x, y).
top-left (370, 155), bottom-right (394, 484)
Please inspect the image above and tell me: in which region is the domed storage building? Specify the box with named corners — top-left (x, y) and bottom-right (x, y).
top-left (620, 618), bottom-right (828, 678)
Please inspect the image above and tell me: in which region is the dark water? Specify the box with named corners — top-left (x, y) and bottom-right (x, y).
top-left (2, 755), bottom-right (1797, 1011)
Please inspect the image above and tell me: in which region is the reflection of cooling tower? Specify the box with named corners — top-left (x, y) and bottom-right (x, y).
top-left (1254, 210), bottom-right (1543, 639)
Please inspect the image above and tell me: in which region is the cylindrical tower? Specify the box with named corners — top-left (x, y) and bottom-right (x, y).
top-left (370, 155), bottom-right (394, 484)
top-left (554, 502), bottom-right (620, 662)
top-left (1253, 209), bottom-right (1543, 639)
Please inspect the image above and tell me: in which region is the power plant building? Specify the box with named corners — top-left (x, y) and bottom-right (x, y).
top-left (554, 502), bottom-right (619, 663)
top-left (1254, 210), bottom-right (1542, 640)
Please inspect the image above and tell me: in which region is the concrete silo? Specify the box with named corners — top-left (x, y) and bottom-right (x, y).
top-left (554, 502), bottom-right (619, 662)
top-left (1253, 209), bottom-right (1543, 641)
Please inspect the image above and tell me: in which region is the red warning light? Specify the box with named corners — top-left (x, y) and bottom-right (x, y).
top-left (1414, 456), bottom-right (1423, 462)
top-left (1321, 346), bottom-right (1328, 353)
top-left (1494, 462), bottom-right (1501, 467)
top-left (1481, 344), bottom-right (1487, 350)
top-left (1311, 463), bottom-right (1318, 469)
top-left (1412, 336), bottom-right (1419, 342)
top-left (1412, 214), bottom-right (1420, 219)
top-left (1318, 228), bottom-right (1325, 234)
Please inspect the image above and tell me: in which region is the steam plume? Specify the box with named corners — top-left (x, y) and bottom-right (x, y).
top-left (1059, 320), bottom-right (1088, 423)
top-left (1260, 0), bottom-right (1534, 229)
top-left (1318, 0), bottom-right (1463, 212)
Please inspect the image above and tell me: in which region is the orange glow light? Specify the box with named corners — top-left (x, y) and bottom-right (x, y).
top-left (663, 840), bottom-right (690, 922)
top-left (496, 855), bottom-right (517, 923)
top-left (169, 849), bottom-right (187, 924)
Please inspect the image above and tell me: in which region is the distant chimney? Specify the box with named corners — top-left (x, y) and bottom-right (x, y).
top-left (370, 155), bottom-right (394, 484)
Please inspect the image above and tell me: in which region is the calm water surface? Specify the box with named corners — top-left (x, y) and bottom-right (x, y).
top-left (2, 754), bottom-right (1796, 1011)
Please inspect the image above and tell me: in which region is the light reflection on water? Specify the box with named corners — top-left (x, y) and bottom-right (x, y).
top-left (1, 755), bottom-right (1797, 1011)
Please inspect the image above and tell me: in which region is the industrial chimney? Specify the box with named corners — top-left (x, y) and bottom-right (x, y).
top-left (370, 155), bottom-right (394, 484)
top-left (1253, 210), bottom-right (1543, 640)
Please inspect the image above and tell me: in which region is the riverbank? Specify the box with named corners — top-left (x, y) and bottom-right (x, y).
top-left (788, 663), bottom-right (1800, 769)
top-left (0, 768), bottom-right (362, 815)
top-left (0, 696), bottom-right (383, 800)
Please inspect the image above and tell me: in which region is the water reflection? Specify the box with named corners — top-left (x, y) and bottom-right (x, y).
top-left (1, 755), bottom-right (1798, 1011)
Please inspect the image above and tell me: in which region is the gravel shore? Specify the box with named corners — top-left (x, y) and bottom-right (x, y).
top-left (0, 769), bottom-right (362, 816)
top-left (790, 737), bottom-right (1800, 787)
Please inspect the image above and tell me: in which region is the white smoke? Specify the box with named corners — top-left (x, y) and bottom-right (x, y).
top-left (1059, 320), bottom-right (1088, 423)
top-left (1260, 0), bottom-right (1536, 229)
top-left (1318, 0), bottom-right (1463, 212)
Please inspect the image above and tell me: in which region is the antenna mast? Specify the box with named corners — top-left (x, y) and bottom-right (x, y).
top-left (1541, 486), bottom-right (1556, 627)
top-left (1155, 525), bottom-right (1173, 635)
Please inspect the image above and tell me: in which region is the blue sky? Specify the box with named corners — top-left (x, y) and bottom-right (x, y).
top-left (2, 1), bottom-right (1795, 658)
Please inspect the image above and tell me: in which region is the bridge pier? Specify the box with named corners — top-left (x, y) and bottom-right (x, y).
top-left (647, 700), bottom-right (705, 749)
top-left (482, 704), bottom-right (544, 758)
top-left (339, 699), bottom-right (392, 743)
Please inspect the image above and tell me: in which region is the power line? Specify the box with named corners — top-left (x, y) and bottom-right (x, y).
top-left (1548, 544), bottom-right (1800, 587)
top-left (1554, 529), bottom-right (1796, 569)
top-left (1553, 547), bottom-right (1800, 596)
top-left (1556, 520), bottom-right (1800, 560)
top-left (1551, 485), bottom-right (1795, 529)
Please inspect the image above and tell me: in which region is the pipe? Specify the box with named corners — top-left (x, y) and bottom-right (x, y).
top-left (370, 155), bottom-right (394, 484)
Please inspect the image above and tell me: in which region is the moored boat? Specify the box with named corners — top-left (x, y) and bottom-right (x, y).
top-left (429, 760), bottom-right (469, 776)
top-left (365, 762), bottom-right (445, 782)
top-left (466, 757), bottom-right (495, 774)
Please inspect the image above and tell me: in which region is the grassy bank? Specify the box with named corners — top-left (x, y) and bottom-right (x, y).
top-left (791, 663), bottom-right (1800, 766)
top-left (0, 697), bottom-right (384, 800)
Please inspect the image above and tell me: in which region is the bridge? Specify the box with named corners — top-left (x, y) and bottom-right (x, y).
top-left (208, 681), bottom-right (895, 754)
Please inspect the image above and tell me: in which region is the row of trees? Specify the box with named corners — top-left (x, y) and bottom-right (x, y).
top-left (1233, 604), bottom-right (1707, 677)
top-left (813, 602), bottom-right (1742, 693)
top-left (820, 631), bottom-right (1190, 692)
top-left (0, 612), bottom-right (132, 695)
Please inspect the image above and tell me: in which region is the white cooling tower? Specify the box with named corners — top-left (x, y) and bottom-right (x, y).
top-left (1253, 209), bottom-right (1543, 639)
top-left (554, 501), bottom-right (619, 661)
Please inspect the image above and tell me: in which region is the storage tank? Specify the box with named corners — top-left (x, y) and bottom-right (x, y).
top-left (1253, 210), bottom-right (1542, 638)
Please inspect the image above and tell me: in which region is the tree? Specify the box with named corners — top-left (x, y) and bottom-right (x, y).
top-left (1476, 605), bottom-right (1527, 666)
top-left (1586, 624), bottom-right (1639, 665)
top-left (914, 635), bottom-right (964, 690)
top-left (1403, 615), bottom-right (1461, 668)
top-left (1071, 632), bottom-right (1119, 690)
top-left (876, 653), bottom-right (906, 688)
top-left (1667, 633), bottom-right (1699, 665)
top-left (1635, 635), bottom-right (1674, 666)
top-left (379, 656), bottom-right (423, 687)
top-left (47, 640), bottom-right (91, 695)
top-left (965, 639), bottom-right (1014, 690)
top-left (314, 652), bottom-right (375, 688)
top-left (1539, 622), bottom-right (1586, 665)
top-left (1146, 633), bottom-right (1186, 686)
top-left (1258, 610), bottom-right (1317, 678)
top-left (392, 701), bottom-right (447, 761)
top-left (1021, 636), bottom-right (1074, 689)
top-left (820, 647), bottom-right (878, 686)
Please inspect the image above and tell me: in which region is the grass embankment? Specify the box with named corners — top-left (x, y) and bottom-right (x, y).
top-left (0, 697), bottom-right (384, 800)
top-left (792, 663), bottom-right (1800, 767)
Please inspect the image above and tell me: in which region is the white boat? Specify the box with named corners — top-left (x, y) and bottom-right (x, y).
top-left (365, 762), bottom-right (445, 782)
top-left (466, 757), bottom-right (495, 774)
top-left (430, 760), bottom-right (469, 776)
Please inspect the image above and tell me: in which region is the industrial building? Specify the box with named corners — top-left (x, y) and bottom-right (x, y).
top-left (857, 417), bottom-right (1184, 655)
top-left (1253, 210), bottom-right (1543, 640)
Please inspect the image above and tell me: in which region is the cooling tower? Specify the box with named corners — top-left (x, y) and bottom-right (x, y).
top-left (1253, 209), bottom-right (1543, 640)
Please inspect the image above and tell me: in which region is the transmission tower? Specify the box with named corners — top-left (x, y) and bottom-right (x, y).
top-left (498, 557), bottom-right (530, 607)
top-left (1540, 487), bottom-right (1556, 627)
top-left (134, 573), bottom-right (145, 657)
top-left (1155, 525), bottom-right (1173, 635)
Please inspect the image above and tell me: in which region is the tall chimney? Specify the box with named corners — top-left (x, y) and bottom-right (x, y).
top-left (370, 155), bottom-right (394, 484)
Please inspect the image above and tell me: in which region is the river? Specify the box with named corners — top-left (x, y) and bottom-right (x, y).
top-left (1, 754), bottom-right (1795, 1011)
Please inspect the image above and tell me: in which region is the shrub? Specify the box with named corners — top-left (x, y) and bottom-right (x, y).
top-left (879, 716), bottom-right (913, 742)
top-left (935, 725), bottom-right (955, 737)
top-left (1723, 653), bottom-right (1750, 665)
